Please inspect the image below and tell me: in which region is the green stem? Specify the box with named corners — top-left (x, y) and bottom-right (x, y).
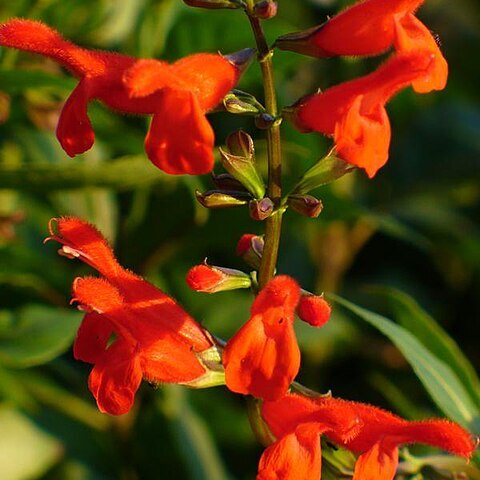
top-left (247, 12), bottom-right (283, 289)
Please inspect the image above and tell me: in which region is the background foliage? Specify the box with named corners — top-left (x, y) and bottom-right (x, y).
top-left (0, 0), bottom-right (479, 479)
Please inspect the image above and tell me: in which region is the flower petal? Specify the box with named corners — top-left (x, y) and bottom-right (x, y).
top-left (56, 79), bottom-right (95, 156)
top-left (223, 276), bottom-right (301, 400)
top-left (73, 312), bottom-right (114, 364)
top-left (88, 340), bottom-right (142, 415)
top-left (144, 89), bottom-right (215, 175)
top-left (297, 295), bottom-right (331, 327)
top-left (123, 59), bottom-right (178, 98)
top-left (171, 53), bottom-right (239, 111)
top-left (393, 13), bottom-right (448, 92)
top-left (297, 0), bottom-right (424, 57)
top-left (334, 96), bottom-right (391, 178)
top-left (352, 441), bottom-right (399, 480)
top-left (257, 424), bottom-right (321, 480)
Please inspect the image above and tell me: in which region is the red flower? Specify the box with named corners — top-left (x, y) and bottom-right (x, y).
top-left (46, 217), bottom-right (213, 415)
top-left (292, 52), bottom-right (436, 177)
top-left (277, 0), bottom-right (447, 93)
top-left (222, 276), bottom-right (301, 400)
top-left (259, 393), bottom-right (476, 480)
top-left (0, 19), bottom-right (246, 174)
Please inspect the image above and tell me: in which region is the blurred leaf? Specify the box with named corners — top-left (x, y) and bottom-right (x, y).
top-left (366, 287), bottom-right (480, 409)
top-left (0, 407), bottom-right (61, 480)
top-left (161, 386), bottom-right (231, 480)
top-left (331, 294), bottom-right (480, 433)
top-left (0, 305), bottom-right (81, 368)
top-left (0, 156), bottom-right (170, 191)
top-left (0, 68), bottom-right (75, 94)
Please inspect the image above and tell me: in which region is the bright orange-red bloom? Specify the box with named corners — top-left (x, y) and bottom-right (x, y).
top-left (222, 276), bottom-right (301, 400)
top-left (277, 0), bottom-right (447, 93)
top-left (0, 19), bottom-right (245, 175)
top-left (46, 217), bottom-right (213, 415)
top-left (259, 393), bottom-right (476, 480)
top-left (293, 52), bottom-right (436, 177)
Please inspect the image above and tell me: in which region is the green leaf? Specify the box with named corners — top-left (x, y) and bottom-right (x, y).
top-left (330, 294), bottom-right (480, 433)
top-left (366, 287), bottom-right (480, 409)
top-left (0, 156), bottom-right (172, 192)
top-left (161, 386), bottom-right (231, 480)
top-left (0, 305), bottom-right (82, 368)
top-left (0, 68), bottom-right (76, 94)
top-left (0, 407), bottom-right (61, 480)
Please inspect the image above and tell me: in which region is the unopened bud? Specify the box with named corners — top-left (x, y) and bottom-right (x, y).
top-left (220, 130), bottom-right (265, 199)
top-left (223, 90), bottom-right (264, 115)
top-left (186, 264), bottom-right (251, 293)
top-left (288, 194), bottom-right (323, 218)
top-left (253, 0), bottom-right (277, 19)
top-left (236, 233), bottom-right (264, 269)
top-left (297, 293), bottom-right (331, 327)
top-left (211, 172), bottom-right (247, 191)
top-left (249, 197), bottom-right (274, 221)
top-left (195, 189), bottom-right (250, 209)
top-left (183, 0), bottom-right (242, 10)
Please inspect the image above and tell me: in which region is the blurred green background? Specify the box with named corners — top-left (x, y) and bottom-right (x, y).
top-left (0, 0), bottom-right (479, 479)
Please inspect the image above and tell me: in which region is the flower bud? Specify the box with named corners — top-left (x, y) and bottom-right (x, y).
top-left (297, 293), bottom-right (331, 327)
top-left (287, 194), bottom-right (323, 218)
top-left (223, 90), bottom-right (264, 115)
top-left (195, 189), bottom-right (250, 209)
top-left (291, 154), bottom-right (355, 194)
top-left (220, 130), bottom-right (265, 199)
top-left (253, 0), bottom-right (278, 19)
top-left (186, 264), bottom-right (252, 293)
top-left (183, 0), bottom-right (242, 9)
top-left (236, 233), bottom-right (264, 269)
top-left (249, 198), bottom-right (274, 221)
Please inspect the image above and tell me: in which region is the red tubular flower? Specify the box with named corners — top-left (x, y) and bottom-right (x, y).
top-left (260, 393), bottom-right (476, 480)
top-left (276, 0), bottom-right (447, 93)
top-left (222, 276), bottom-right (301, 400)
top-left (293, 52), bottom-right (436, 177)
top-left (0, 19), bottom-right (247, 175)
top-left (46, 217), bottom-right (213, 415)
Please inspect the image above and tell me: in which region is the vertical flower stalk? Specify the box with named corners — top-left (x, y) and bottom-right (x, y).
top-left (245, 7), bottom-right (283, 289)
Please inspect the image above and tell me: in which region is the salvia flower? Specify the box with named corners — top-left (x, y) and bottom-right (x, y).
top-left (276, 0), bottom-right (447, 93)
top-left (292, 52), bottom-right (437, 177)
top-left (0, 19), bottom-right (248, 174)
top-left (259, 393), bottom-right (476, 480)
top-left (222, 276), bottom-right (302, 400)
top-left (46, 217), bottom-right (214, 415)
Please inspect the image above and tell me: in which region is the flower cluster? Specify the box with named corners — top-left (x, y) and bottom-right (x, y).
top-left (278, 0), bottom-right (448, 177)
top-left (0, 19), bottom-right (250, 174)
top-left (2, 1), bottom-right (477, 479)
